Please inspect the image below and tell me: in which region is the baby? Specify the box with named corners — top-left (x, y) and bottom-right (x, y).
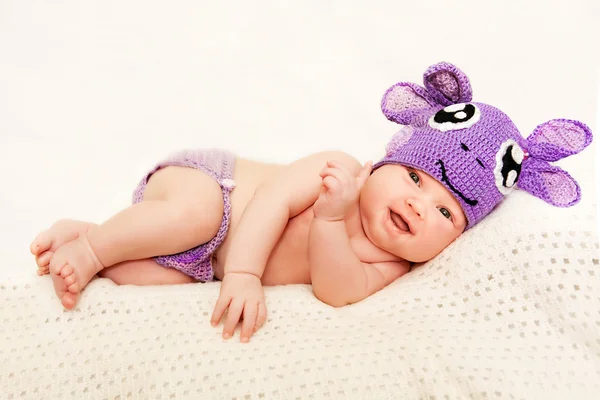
top-left (30, 61), bottom-right (592, 342)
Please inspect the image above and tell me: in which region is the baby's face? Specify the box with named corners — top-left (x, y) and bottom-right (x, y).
top-left (359, 164), bottom-right (467, 262)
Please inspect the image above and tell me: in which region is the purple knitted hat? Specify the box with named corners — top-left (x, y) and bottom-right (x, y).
top-left (373, 61), bottom-right (593, 230)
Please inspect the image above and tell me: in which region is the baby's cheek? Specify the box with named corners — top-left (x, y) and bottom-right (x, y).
top-left (428, 219), bottom-right (456, 245)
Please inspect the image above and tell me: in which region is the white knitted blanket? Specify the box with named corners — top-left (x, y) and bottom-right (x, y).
top-left (1, 190), bottom-right (598, 400)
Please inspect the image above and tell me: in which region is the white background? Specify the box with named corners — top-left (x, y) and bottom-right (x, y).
top-left (0, 0), bottom-right (598, 274)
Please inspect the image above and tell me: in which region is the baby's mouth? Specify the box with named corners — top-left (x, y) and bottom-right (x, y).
top-left (390, 209), bottom-right (410, 232)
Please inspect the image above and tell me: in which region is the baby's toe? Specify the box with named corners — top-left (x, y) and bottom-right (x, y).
top-left (67, 281), bottom-right (81, 293)
top-left (30, 233), bottom-right (52, 255)
top-left (61, 292), bottom-right (78, 309)
top-left (60, 264), bottom-right (74, 278)
top-left (63, 274), bottom-right (77, 286)
top-left (36, 251), bottom-right (53, 268)
top-left (49, 257), bottom-right (66, 275)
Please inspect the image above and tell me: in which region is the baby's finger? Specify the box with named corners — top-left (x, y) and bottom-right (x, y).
top-left (326, 160), bottom-right (351, 175)
top-left (319, 166), bottom-right (344, 179)
top-left (222, 300), bottom-right (244, 339)
top-left (240, 302), bottom-right (258, 342)
top-left (322, 176), bottom-right (340, 191)
top-left (320, 168), bottom-right (347, 186)
top-left (356, 160), bottom-right (373, 187)
top-left (210, 294), bottom-right (231, 327)
top-left (255, 299), bottom-right (267, 330)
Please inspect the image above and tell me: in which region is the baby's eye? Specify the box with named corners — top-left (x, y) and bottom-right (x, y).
top-left (438, 207), bottom-right (452, 220)
top-left (409, 171), bottom-right (420, 185)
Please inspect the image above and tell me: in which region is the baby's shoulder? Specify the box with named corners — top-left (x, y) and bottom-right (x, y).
top-left (294, 150), bottom-right (362, 172)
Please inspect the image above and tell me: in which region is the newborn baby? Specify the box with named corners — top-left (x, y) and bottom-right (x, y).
top-left (30, 61), bottom-right (592, 343)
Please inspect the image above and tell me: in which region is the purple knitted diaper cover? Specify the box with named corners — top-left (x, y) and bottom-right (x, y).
top-left (132, 148), bottom-right (236, 281)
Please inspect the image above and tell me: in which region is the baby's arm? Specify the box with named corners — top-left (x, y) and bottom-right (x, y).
top-left (223, 151), bottom-right (360, 276)
top-left (308, 160), bottom-right (409, 307)
top-left (309, 219), bottom-right (410, 307)
top-left (211, 150), bottom-right (360, 341)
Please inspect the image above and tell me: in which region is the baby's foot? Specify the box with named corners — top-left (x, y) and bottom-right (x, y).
top-left (49, 234), bottom-right (104, 309)
top-left (30, 219), bottom-right (95, 276)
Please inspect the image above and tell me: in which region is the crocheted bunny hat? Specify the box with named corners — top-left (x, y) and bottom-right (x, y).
top-left (373, 61), bottom-right (593, 230)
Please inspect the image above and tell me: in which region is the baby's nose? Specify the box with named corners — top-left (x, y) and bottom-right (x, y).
top-left (406, 197), bottom-right (425, 218)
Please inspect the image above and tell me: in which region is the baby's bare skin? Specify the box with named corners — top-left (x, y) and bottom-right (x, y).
top-left (32, 149), bottom-right (467, 343)
top-left (31, 221), bottom-right (194, 284)
top-left (31, 154), bottom-right (400, 301)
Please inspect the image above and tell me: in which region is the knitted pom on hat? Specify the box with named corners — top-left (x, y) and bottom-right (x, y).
top-left (374, 62), bottom-right (593, 230)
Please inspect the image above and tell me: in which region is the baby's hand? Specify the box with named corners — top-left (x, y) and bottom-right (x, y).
top-left (210, 271), bottom-right (267, 343)
top-left (313, 160), bottom-right (372, 221)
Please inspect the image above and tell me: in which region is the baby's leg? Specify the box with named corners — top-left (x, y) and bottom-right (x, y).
top-left (31, 221), bottom-right (194, 285)
top-left (99, 258), bottom-right (195, 285)
top-left (30, 221), bottom-right (195, 286)
top-left (30, 220), bottom-right (96, 276)
top-left (49, 166), bottom-right (224, 309)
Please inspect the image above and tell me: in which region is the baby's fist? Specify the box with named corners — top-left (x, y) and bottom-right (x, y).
top-left (313, 160), bottom-right (372, 221)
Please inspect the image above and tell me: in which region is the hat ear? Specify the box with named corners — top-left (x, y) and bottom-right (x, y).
top-left (423, 61), bottom-right (473, 106)
top-left (526, 119), bottom-right (593, 162)
top-left (381, 82), bottom-right (437, 125)
top-left (518, 158), bottom-right (581, 207)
